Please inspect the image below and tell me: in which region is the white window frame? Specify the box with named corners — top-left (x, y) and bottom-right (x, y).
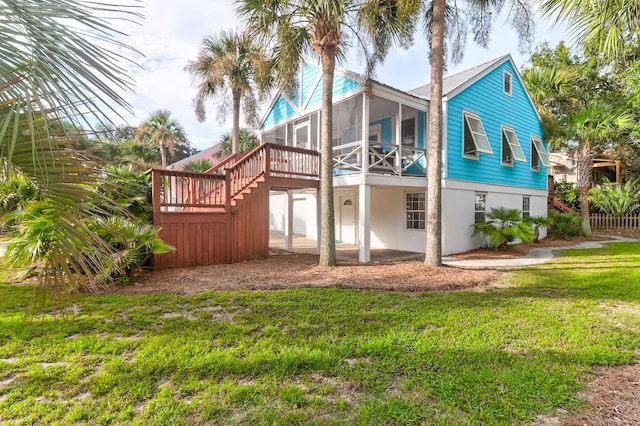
top-left (503, 69), bottom-right (513, 96)
top-left (474, 192), bottom-right (487, 224)
top-left (463, 111), bottom-right (493, 160)
top-left (522, 196), bottom-right (531, 218)
top-left (405, 192), bottom-right (426, 230)
top-left (501, 125), bottom-right (526, 166)
top-left (530, 135), bottom-right (549, 171)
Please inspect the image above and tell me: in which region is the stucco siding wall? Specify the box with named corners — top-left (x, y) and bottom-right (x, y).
top-left (446, 61), bottom-right (547, 189)
top-left (442, 181), bottom-right (548, 255)
top-left (369, 187), bottom-right (426, 253)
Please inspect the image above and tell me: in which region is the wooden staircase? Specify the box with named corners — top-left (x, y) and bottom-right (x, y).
top-left (150, 143), bottom-right (320, 269)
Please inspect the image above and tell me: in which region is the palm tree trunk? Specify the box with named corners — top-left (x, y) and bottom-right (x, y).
top-left (425, 0), bottom-right (446, 267)
top-left (232, 88), bottom-right (241, 154)
top-left (319, 50), bottom-right (337, 267)
top-left (577, 139), bottom-right (593, 236)
top-left (160, 144), bottom-right (167, 169)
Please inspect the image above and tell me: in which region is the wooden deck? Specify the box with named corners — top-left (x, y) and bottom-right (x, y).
top-left (151, 143), bottom-right (320, 269)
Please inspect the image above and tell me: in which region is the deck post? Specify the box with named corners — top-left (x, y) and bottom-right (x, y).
top-left (284, 190), bottom-right (293, 250)
top-left (225, 169), bottom-right (232, 263)
top-left (358, 183), bottom-right (371, 263)
top-left (151, 169), bottom-right (161, 226)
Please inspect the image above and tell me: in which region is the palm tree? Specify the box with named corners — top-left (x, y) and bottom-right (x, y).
top-left (183, 159), bottom-right (214, 173)
top-left (186, 30), bottom-right (273, 155)
top-left (136, 110), bottom-right (188, 169)
top-left (217, 128), bottom-right (260, 158)
top-left (1, 1), bottom-right (139, 296)
top-left (542, 0), bottom-right (640, 59)
top-left (522, 63), bottom-right (578, 145)
top-left (422, 0), bottom-right (535, 266)
top-left (564, 102), bottom-right (633, 235)
top-left (236, 0), bottom-right (419, 266)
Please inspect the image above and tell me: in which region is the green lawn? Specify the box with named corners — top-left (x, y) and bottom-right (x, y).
top-left (1, 243), bottom-right (640, 425)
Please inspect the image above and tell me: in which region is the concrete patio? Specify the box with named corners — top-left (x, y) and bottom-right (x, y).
top-left (269, 231), bottom-right (424, 263)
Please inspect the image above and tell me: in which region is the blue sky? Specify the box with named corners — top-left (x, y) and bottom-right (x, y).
top-left (113, 1), bottom-right (574, 151)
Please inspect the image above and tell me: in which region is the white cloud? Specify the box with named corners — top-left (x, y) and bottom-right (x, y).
top-left (106, 1), bottom-right (572, 151)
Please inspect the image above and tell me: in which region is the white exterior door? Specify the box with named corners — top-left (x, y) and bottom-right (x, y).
top-left (294, 122), bottom-right (310, 149)
top-left (338, 194), bottom-right (356, 244)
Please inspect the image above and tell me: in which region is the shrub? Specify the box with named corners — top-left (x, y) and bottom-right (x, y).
top-left (547, 210), bottom-right (583, 239)
top-left (91, 216), bottom-right (174, 282)
top-left (472, 207), bottom-right (535, 251)
top-left (553, 181), bottom-right (581, 211)
top-left (523, 215), bottom-right (550, 243)
top-left (588, 177), bottom-right (640, 217)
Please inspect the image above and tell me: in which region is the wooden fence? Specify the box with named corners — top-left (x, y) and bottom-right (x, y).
top-left (590, 213), bottom-right (640, 230)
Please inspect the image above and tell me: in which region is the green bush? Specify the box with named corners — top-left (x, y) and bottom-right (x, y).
top-left (472, 207), bottom-right (535, 251)
top-left (553, 181), bottom-right (581, 211)
top-left (547, 210), bottom-right (583, 239)
top-left (90, 216), bottom-right (173, 282)
top-left (588, 177), bottom-right (640, 217)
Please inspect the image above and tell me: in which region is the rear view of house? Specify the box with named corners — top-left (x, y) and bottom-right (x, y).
top-left (266, 55), bottom-right (549, 261)
top-left (151, 54), bottom-right (549, 268)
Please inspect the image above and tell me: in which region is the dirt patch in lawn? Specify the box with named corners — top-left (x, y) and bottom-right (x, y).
top-left (534, 362), bottom-right (640, 426)
top-left (105, 254), bottom-right (500, 296)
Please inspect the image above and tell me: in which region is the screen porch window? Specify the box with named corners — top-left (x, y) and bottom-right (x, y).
top-left (405, 192), bottom-right (425, 230)
top-left (501, 126), bottom-right (526, 165)
top-left (530, 136), bottom-right (550, 171)
top-left (463, 112), bottom-right (493, 159)
top-left (402, 117), bottom-right (416, 146)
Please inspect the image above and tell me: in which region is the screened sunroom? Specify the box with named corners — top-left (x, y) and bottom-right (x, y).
top-left (260, 89), bottom-right (428, 179)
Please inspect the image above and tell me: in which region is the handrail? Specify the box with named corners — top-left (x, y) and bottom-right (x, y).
top-left (151, 143), bottom-right (320, 212)
top-left (205, 152), bottom-right (244, 175)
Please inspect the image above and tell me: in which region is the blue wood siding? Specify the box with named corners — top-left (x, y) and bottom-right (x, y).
top-left (262, 97), bottom-right (296, 129)
top-left (445, 60), bottom-right (547, 189)
top-left (262, 62), bottom-right (362, 130)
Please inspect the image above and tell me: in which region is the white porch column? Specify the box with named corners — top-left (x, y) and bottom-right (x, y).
top-left (362, 92), bottom-right (370, 177)
top-left (358, 184), bottom-right (371, 263)
top-left (397, 103), bottom-right (403, 176)
top-left (316, 188), bottom-right (322, 254)
top-left (284, 191), bottom-right (293, 250)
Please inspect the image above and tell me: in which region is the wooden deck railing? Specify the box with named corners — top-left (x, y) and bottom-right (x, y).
top-left (151, 143), bottom-right (320, 211)
top-left (591, 213), bottom-right (640, 230)
top-left (152, 169), bottom-right (226, 211)
top-left (205, 153), bottom-right (244, 175)
top-left (332, 139), bottom-right (426, 177)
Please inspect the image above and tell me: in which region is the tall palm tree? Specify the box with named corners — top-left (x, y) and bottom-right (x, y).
top-left (522, 64), bottom-right (578, 145)
top-left (1, 1), bottom-right (139, 296)
top-left (136, 110), bottom-right (188, 169)
top-left (236, 0), bottom-right (419, 266)
top-left (564, 102), bottom-right (633, 235)
top-left (422, 0), bottom-right (535, 266)
top-left (542, 0), bottom-right (640, 59)
top-left (186, 30), bottom-right (273, 155)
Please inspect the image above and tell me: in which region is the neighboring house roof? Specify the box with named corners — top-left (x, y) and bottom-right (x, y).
top-left (409, 55), bottom-right (509, 99)
top-left (169, 143), bottom-right (223, 171)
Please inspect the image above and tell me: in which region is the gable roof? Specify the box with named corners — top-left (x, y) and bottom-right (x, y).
top-left (169, 143), bottom-right (222, 171)
top-left (408, 55), bottom-right (510, 100)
